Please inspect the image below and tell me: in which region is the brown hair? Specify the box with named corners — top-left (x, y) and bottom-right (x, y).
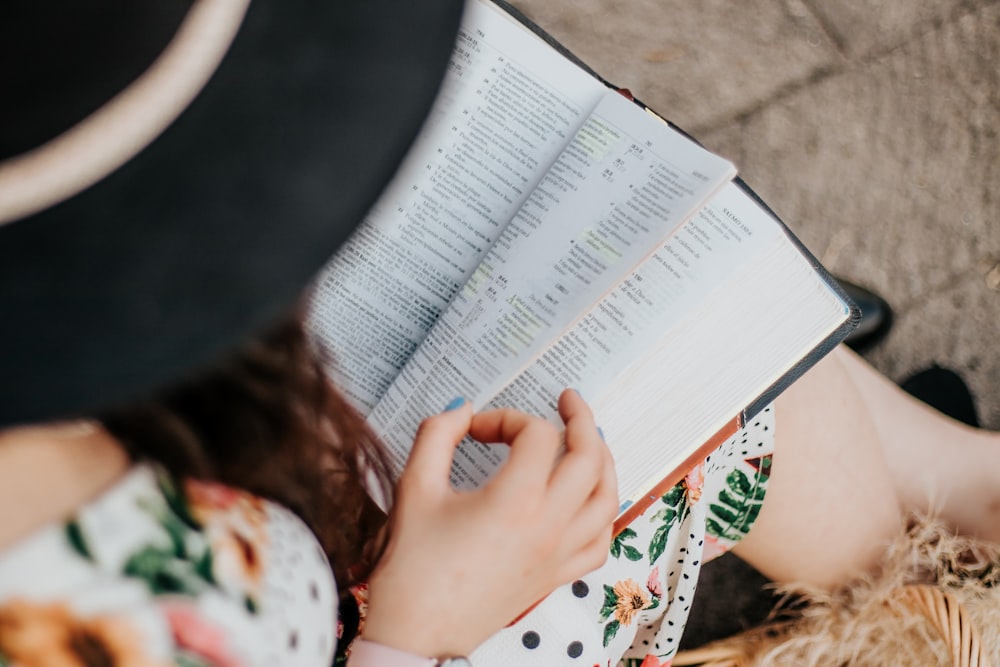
top-left (99, 313), bottom-right (393, 596)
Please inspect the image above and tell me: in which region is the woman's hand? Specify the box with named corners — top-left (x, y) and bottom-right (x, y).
top-left (362, 390), bottom-right (618, 659)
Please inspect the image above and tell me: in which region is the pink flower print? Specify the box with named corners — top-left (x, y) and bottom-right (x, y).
top-left (184, 480), bottom-right (245, 512)
top-left (164, 603), bottom-right (242, 667)
top-left (701, 534), bottom-right (730, 562)
top-left (684, 463), bottom-right (705, 504)
top-left (646, 566), bottom-right (663, 598)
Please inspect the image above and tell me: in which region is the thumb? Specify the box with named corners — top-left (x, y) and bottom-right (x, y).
top-left (401, 397), bottom-right (473, 492)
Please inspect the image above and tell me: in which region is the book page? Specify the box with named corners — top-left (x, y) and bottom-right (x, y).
top-left (307, 0), bottom-right (606, 413)
top-left (368, 92), bottom-right (736, 480)
top-left (595, 191), bottom-right (849, 506)
top-left (402, 184), bottom-right (792, 492)
top-left (485, 183), bottom-right (786, 420)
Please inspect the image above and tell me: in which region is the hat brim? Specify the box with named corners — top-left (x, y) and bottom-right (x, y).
top-left (0, 0), bottom-right (466, 426)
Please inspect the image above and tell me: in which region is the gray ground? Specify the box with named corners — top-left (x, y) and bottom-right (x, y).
top-left (511, 0), bottom-right (1000, 647)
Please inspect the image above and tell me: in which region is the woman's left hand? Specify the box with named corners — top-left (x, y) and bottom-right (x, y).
top-left (362, 390), bottom-right (618, 659)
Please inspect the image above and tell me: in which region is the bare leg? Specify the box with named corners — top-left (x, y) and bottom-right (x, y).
top-left (837, 347), bottom-right (1000, 542)
top-left (733, 346), bottom-right (1000, 589)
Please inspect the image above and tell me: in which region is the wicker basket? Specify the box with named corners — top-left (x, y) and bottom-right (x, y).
top-left (671, 585), bottom-right (992, 667)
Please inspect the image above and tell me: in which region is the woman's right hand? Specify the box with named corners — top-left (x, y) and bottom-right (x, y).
top-left (362, 390), bottom-right (618, 660)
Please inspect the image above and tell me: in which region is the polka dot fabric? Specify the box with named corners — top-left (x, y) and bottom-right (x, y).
top-left (470, 406), bottom-right (775, 666)
top-left (257, 501), bottom-right (339, 667)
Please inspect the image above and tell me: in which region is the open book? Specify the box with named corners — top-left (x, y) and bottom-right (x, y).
top-left (307, 0), bottom-right (858, 527)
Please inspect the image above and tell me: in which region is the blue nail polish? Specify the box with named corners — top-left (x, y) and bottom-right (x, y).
top-left (443, 397), bottom-right (466, 412)
top-left (597, 426), bottom-right (606, 442)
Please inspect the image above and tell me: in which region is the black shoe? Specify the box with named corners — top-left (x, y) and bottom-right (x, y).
top-left (901, 365), bottom-right (980, 427)
top-left (839, 279), bottom-right (893, 353)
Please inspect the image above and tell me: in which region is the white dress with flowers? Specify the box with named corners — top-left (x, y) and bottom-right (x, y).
top-left (0, 408), bottom-right (773, 667)
top-left (468, 406), bottom-right (775, 667)
top-left (0, 466), bottom-right (338, 667)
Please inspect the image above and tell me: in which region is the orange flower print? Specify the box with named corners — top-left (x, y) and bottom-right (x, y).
top-left (185, 479), bottom-right (268, 601)
top-left (612, 579), bottom-right (652, 626)
top-left (184, 479), bottom-right (268, 537)
top-left (164, 603), bottom-right (241, 667)
top-left (683, 463), bottom-right (704, 504)
top-left (0, 599), bottom-right (169, 667)
top-left (639, 654), bottom-right (671, 667)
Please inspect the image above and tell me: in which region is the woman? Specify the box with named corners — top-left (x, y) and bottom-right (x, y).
top-left (0, 317), bottom-right (615, 666)
top-left (3, 1), bottom-right (999, 666)
top-left (0, 1), bottom-right (613, 664)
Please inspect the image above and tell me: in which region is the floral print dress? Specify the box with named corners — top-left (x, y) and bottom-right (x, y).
top-left (0, 466), bottom-right (338, 667)
top-left (463, 406), bottom-right (775, 667)
top-left (0, 407), bottom-right (773, 667)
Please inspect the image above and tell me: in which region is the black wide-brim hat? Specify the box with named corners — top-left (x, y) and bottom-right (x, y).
top-left (0, 0), bottom-right (466, 427)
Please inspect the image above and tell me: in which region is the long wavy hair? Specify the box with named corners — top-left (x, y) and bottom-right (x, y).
top-left (99, 312), bottom-right (394, 600)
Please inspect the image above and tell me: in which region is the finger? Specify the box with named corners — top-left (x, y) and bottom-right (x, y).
top-left (401, 398), bottom-right (473, 493)
top-left (576, 450), bottom-right (620, 534)
top-left (553, 448), bottom-right (618, 554)
top-left (556, 523), bottom-right (614, 582)
top-left (468, 408), bottom-right (563, 488)
top-left (558, 390), bottom-right (600, 456)
top-left (557, 387), bottom-right (594, 425)
top-left (547, 390), bottom-right (606, 508)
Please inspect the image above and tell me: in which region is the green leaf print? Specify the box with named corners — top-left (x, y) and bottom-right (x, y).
top-left (648, 483), bottom-right (689, 563)
top-left (157, 502), bottom-right (195, 558)
top-left (600, 584), bottom-right (618, 621)
top-left (723, 475), bottom-right (767, 503)
top-left (175, 653), bottom-right (217, 667)
top-left (156, 470), bottom-right (203, 530)
top-left (662, 483), bottom-right (686, 507)
top-left (706, 466), bottom-right (769, 542)
top-left (650, 505), bottom-right (676, 526)
top-left (648, 522), bottom-right (670, 564)
top-left (602, 619), bottom-right (621, 647)
top-left (610, 527), bottom-right (639, 560)
top-left (64, 520), bottom-right (93, 561)
top-left (123, 545), bottom-right (212, 596)
top-left (621, 545), bottom-right (643, 561)
top-left (120, 472), bottom-right (229, 604)
top-left (718, 489), bottom-right (763, 525)
top-left (195, 549), bottom-right (216, 584)
top-left (708, 501), bottom-right (740, 525)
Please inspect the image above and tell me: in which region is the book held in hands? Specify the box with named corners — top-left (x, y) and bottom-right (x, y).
top-left (307, 0), bottom-right (858, 527)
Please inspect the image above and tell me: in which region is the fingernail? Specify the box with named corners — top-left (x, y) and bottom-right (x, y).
top-left (443, 397), bottom-right (466, 412)
top-left (597, 427), bottom-right (606, 442)
top-left (572, 388), bottom-right (584, 399)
